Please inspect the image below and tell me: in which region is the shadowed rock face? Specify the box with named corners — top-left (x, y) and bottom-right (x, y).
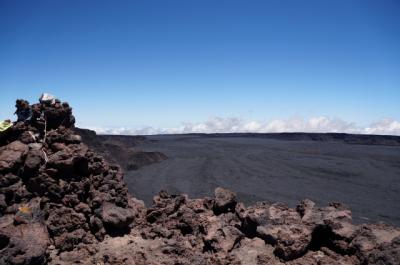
top-left (1, 98), bottom-right (399, 265)
top-left (74, 128), bottom-right (167, 171)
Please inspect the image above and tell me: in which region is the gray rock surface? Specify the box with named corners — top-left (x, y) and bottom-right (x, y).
top-left (125, 134), bottom-right (400, 226)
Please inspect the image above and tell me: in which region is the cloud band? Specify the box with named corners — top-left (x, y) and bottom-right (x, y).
top-left (85, 117), bottom-right (400, 136)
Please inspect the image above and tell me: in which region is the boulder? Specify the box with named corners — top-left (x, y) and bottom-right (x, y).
top-left (99, 202), bottom-right (135, 230)
top-left (0, 221), bottom-right (49, 265)
top-left (0, 141), bottom-right (28, 172)
top-left (46, 206), bottom-right (87, 235)
top-left (213, 187), bottom-right (237, 214)
top-left (23, 148), bottom-right (45, 176)
top-left (229, 238), bottom-right (281, 265)
top-left (366, 236), bottom-right (400, 265)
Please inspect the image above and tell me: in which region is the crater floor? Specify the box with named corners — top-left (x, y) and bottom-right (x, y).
top-left (125, 134), bottom-right (400, 226)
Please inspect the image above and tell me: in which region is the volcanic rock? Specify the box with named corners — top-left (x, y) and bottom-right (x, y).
top-left (99, 202), bottom-right (136, 231)
top-left (0, 221), bottom-right (49, 265)
top-left (1, 97), bottom-right (400, 265)
top-left (213, 186), bottom-right (237, 215)
top-left (0, 98), bottom-right (135, 264)
top-left (0, 141), bottom-right (28, 173)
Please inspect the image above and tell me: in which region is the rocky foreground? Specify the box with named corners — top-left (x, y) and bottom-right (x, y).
top-left (0, 99), bottom-right (399, 265)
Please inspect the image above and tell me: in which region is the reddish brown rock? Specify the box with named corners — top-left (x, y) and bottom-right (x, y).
top-left (0, 221), bottom-right (49, 265)
top-left (213, 186), bottom-right (237, 214)
top-left (0, 141), bottom-right (28, 173)
top-left (1, 98), bottom-right (137, 263)
top-left (23, 148), bottom-right (45, 176)
top-left (2, 97), bottom-right (400, 265)
top-left (99, 202), bottom-right (136, 231)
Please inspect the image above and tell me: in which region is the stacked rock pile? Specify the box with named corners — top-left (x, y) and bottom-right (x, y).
top-left (0, 98), bottom-right (137, 264)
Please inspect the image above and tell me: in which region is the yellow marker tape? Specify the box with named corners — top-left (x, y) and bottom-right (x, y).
top-left (18, 206), bottom-right (31, 214)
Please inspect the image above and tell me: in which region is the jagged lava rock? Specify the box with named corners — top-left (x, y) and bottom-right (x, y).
top-left (1, 97), bottom-right (400, 265)
top-left (0, 98), bottom-right (135, 264)
top-left (213, 186), bottom-right (237, 215)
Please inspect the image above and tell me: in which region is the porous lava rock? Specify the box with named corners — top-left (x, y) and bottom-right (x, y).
top-left (0, 98), bottom-right (135, 264)
top-left (1, 98), bottom-right (399, 265)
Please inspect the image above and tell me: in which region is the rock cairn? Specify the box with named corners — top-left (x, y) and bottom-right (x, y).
top-left (1, 98), bottom-right (399, 265)
top-left (0, 99), bottom-right (137, 264)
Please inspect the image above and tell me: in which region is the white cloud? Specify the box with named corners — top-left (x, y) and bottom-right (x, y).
top-left (85, 117), bottom-right (400, 136)
top-left (364, 119), bottom-right (400, 135)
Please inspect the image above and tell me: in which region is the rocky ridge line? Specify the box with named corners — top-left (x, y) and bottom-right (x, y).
top-left (0, 98), bottom-right (399, 265)
top-left (74, 128), bottom-right (167, 171)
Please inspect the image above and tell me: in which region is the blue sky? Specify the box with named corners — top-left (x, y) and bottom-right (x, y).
top-left (1, 0), bottom-right (399, 134)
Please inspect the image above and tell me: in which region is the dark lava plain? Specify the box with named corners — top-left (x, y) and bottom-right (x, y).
top-left (124, 133), bottom-right (400, 226)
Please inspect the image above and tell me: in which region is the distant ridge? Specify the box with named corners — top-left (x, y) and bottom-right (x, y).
top-left (145, 132), bottom-right (400, 146)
